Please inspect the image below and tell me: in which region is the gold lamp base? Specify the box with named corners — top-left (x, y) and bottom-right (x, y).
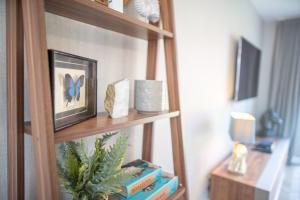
top-left (227, 143), bottom-right (248, 175)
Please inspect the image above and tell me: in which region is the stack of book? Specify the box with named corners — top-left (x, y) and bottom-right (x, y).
top-left (253, 139), bottom-right (275, 153)
top-left (113, 160), bottom-right (178, 200)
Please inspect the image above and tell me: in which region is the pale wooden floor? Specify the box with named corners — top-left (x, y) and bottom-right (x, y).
top-left (279, 166), bottom-right (300, 200)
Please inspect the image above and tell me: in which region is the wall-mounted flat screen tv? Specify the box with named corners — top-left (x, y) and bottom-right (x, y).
top-left (233, 37), bottom-right (261, 101)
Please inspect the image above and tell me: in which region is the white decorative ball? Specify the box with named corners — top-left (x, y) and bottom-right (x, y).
top-left (134, 0), bottom-right (160, 23)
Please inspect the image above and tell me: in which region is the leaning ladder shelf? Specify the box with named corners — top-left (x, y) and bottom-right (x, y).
top-left (7, 0), bottom-right (188, 199)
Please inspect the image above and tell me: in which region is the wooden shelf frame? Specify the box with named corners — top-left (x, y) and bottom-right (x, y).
top-left (24, 110), bottom-right (180, 143)
top-left (45, 0), bottom-right (173, 40)
top-left (168, 186), bottom-right (186, 200)
top-left (7, 0), bottom-right (24, 199)
top-left (7, 0), bottom-right (188, 199)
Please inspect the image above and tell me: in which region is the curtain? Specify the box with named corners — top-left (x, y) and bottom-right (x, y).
top-left (269, 18), bottom-right (300, 164)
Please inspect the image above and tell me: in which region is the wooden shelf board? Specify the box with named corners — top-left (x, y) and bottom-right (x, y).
top-left (168, 186), bottom-right (186, 200)
top-left (45, 0), bottom-right (173, 40)
top-left (24, 110), bottom-right (179, 143)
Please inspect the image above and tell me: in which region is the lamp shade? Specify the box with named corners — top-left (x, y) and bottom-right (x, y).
top-left (230, 112), bottom-right (256, 144)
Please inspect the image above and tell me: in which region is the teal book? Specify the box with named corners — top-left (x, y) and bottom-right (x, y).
top-left (120, 160), bottom-right (162, 198)
top-left (114, 173), bottom-right (179, 200)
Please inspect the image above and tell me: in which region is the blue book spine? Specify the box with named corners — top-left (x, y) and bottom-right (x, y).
top-left (120, 160), bottom-right (162, 198)
top-left (116, 175), bottom-right (179, 200)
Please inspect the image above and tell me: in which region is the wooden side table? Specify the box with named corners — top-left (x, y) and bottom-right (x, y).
top-left (210, 139), bottom-right (290, 200)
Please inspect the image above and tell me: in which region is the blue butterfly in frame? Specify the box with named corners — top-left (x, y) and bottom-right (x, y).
top-left (64, 74), bottom-right (85, 106)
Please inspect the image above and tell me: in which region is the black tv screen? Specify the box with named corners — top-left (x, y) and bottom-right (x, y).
top-left (234, 38), bottom-right (261, 101)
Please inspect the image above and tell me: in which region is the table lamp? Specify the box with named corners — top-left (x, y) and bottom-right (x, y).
top-left (228, 112), bottom-right (256, 175)
top-left (229, 112), bottom-right (256, 144)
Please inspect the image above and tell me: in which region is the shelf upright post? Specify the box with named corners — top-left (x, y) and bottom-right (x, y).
top-left (142, 22), bottom-right (159, 162)
top-left (7, 0), bottom-right (25, 199)
top-left (21, 0), bottom-right (59, 199)
top-left (160, 0), bottom-right (188, 199)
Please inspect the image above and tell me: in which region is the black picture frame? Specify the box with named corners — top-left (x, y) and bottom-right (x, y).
top-left (48, 50), bottom-right (97, 131)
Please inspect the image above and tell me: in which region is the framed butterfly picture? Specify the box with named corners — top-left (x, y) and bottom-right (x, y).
top-left (48, 50), bottom-right (97, 131)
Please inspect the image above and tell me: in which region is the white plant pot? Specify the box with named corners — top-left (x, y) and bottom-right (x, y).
top-left (134, 80), bottom-right (166, 113)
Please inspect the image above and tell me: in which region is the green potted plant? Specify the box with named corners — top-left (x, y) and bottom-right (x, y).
top-left (56, 133), bottom-right (132, 200)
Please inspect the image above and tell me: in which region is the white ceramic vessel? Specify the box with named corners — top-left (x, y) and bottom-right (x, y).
top-left (108, 0), bottom-right (124, 13)
top-left (134, 80), bottom-right (166, 113)
top-left (134, 0), bottom-right (160, 23)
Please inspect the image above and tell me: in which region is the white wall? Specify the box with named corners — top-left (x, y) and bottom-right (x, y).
top-left (1, 0), bottom-right (269, 200)
top-left (255, 21), bottom-right (277, 130)
top-left (174, 0), bottom-right (263, 199)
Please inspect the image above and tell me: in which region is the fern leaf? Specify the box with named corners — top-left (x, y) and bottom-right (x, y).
top-left (65, 143), bottom-right (81, 187)
top-left (76, 140), bottom-right (89, 164)
top-left (101, 132), bottom-right (118, 144)
top-left (101, 134), bottom-right (128, 177)
top-left (56, 132), bottom-right (130, 200)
